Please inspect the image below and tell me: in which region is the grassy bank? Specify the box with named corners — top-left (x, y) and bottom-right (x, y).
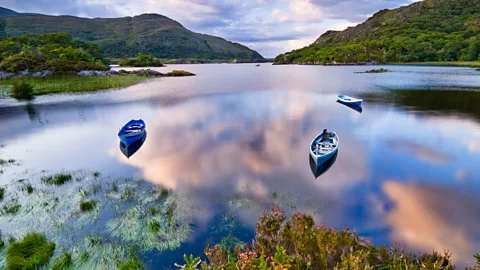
top-left (0, 75), bottom-right (148, 97)
top-left (392, 61), bottom-right (480, 67)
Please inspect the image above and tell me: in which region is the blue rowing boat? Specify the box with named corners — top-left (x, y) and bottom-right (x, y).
top-left (118, 119), bottom-right (146, 147)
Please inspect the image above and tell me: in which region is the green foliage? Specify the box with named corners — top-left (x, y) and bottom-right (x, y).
top-left (275, 0), bottom-right (480, 64)
top-left (5, 233), bottom-right (55, 270)
top-left (0, 75), bottom-right (147, 96)
top-left (0, 187), bottom-right (4, 201)
top-left (119, 258), bottom-right (145, 270)
top-left (0, 33), bottom-right (109, 72)
top-left (119, 53), bottom-right (164, 67)
top-left (181, 254), bottom-right (201, 270)
top-left (10, 81), bottom-right (34, 100)
top-left (203, 208), bottom-right (455, 269)
top-left (79, 200), bottom-right (97, 212)
top-left (50, 252), bottom-right (73, 270)
top-left (41, 173), bottom-right (72, 186)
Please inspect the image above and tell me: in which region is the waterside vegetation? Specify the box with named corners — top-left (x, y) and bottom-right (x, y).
top-left (119, 53), bottom-right (164, 67)
top-left (274, 0), bottom-right (480, 65)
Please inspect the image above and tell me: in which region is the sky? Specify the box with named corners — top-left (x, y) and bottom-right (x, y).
top-left (2, 0), bottom-right (418, 58)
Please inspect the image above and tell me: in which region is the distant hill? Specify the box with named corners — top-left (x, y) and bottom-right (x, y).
top-left (274, 0), bottom-right (480, 64)
top-left (0, 7), bottom-right (18, 16)
top-left (0, 7), bottom-right (264, 60)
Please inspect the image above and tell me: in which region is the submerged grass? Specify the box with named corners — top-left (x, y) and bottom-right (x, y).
top-left (0, 75), bottom-right (148, 96)
top-left (42, 173), bottom-right (73, 186)
top-left (1, 200), bottom-right (21, 215)
top-left (6, 233), bottom-right (55, 270)
top-left (79, 200), bottom-right (97, 212)
top-left (51, 252), bottom-right (73, 270)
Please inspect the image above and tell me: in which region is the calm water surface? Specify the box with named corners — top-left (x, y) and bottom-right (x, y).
top-left (1, 64), bottom-right (480, 267)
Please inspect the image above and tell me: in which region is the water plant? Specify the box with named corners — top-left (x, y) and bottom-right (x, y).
top-left (42, 173), bottom-right (73, 186)
top-left (79, 200), bottom-right (97, 212)
top-left (10, 81), bottom-right (34, 100)
top-left (0, 187), bottom-right (5, 201)
top-left (119, 258), bottom-right (145, 270)
top-left (5, 233), bottom-right (55, 270)
top-left (364, 68), bottom-right (391, 73)
top-left (50, 252), bottom-right (73, 270)
top-left (1, 201), bottom-right (21, 215)
top-left (93, 172), bottom-right (100, 177)
top-left (25, 184), bottom-right (33, 194)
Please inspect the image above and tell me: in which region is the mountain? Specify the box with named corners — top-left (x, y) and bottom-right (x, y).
top-left (0, 8), bottom-right (264, 60)
top-left (274, 0), bottom-right (480, 64)
top-left (0, 7), bottom-right (18, 16)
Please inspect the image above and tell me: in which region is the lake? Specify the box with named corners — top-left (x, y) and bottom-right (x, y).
top-left (1, 64), bottom-right (480, 268)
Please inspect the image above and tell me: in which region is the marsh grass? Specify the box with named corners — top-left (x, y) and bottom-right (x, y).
top-left (0, 187), bottom-right (5, 201)
top-left (119, 258), bottom-right (145, 270)
top-left (0, 75), bottom-right (148, 96)
top-left (1, 200), bottom-right (21, 215)
top-left (79, 200), bottom-right (97, 212)
top-left (25, 184), bottom-right (33, 194)
top-left (42, 173), bottom-right (73, 185)
top-left (10, 81), bottom-right (34, 100)
top-left (51, 252), bottom-right (73, 270)
top-left (6, 233), bottom-right (55, 270)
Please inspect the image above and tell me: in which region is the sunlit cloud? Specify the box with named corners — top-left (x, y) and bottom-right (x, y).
top-left (382, 181), bottom-right (480, 265)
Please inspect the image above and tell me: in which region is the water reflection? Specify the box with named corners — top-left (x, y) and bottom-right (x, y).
top-left (1, 65), bottom-right (480, 267)
top-left (120, 131), bottom-right (147, 158)
top-left (309, 152), bottom-right (338, 178)
top-left (336, 100), bottom-right (363, 113)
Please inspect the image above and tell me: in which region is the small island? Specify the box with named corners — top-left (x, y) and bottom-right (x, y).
top-left (0, 33), bottom-right (195, 100)
top-left (356, 68), bottom-right (392, 74)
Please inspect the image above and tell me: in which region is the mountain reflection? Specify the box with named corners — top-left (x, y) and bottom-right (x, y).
top-left (361, 90), bottom-right (480, 121)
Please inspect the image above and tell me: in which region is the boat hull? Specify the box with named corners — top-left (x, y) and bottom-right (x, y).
top-left (119, 132), bottom-right (145, 147)
top-left (337, 95), bottom-right (362, 106)
top-left (311, 148), bottom-right (338, 167)
top-left (120, 131), bottom-right (147, 158)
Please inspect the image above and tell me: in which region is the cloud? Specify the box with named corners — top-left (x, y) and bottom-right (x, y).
top-left (383, 181), bottom-right (480, 265)
top-left (3, 0), bottom-right (420, 57)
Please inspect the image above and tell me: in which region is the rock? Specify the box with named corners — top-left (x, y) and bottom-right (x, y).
top-left (19, 70), bottom-right (29, 76)
top-left (77, 70), bottom-right (97, 76)
top-left (31, 70), bottom-right (54, 78)
top-left (163, 70), bottom-right (195, 77)
top-left (106, 70), bottom-right (119, 75)
top-left (0, 71), bottom-right (15, 80)
top-left (145, 69), bottom-right (161, 76)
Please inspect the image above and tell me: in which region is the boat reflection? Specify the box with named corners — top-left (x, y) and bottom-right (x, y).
top-left (309, 151), bottom-right (338, 178)
top-left (119, 131), bottom-right (147, 158)
top-left (337, 100), bottom-right (363, 113)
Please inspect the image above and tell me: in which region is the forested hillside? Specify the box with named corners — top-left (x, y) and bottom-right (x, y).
top-left (0, 8), bottom-right (264, 60)
top-left (274, 0), bottom-right (480, 64)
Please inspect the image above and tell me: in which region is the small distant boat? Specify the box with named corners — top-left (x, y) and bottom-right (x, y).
top-left (120, 131), bottom-right (147, 158)
top-left (337, 95), bottom-right (362, 106)
top-left (310, 130), bottom-right (339, 167)
top-left (118, 119), bottom-right (146, 147)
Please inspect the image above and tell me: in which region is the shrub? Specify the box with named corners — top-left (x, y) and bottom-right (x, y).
top-left (6, 233), bottom-right (55, 270)
top-left (79, 200), bottom-right (97, 212)
top-left (202, 207), bottom-right (455, 269)
top-left (41, 173), bottom-right (73, 185)
top-left (10, 81), bottom-right (34, 100)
